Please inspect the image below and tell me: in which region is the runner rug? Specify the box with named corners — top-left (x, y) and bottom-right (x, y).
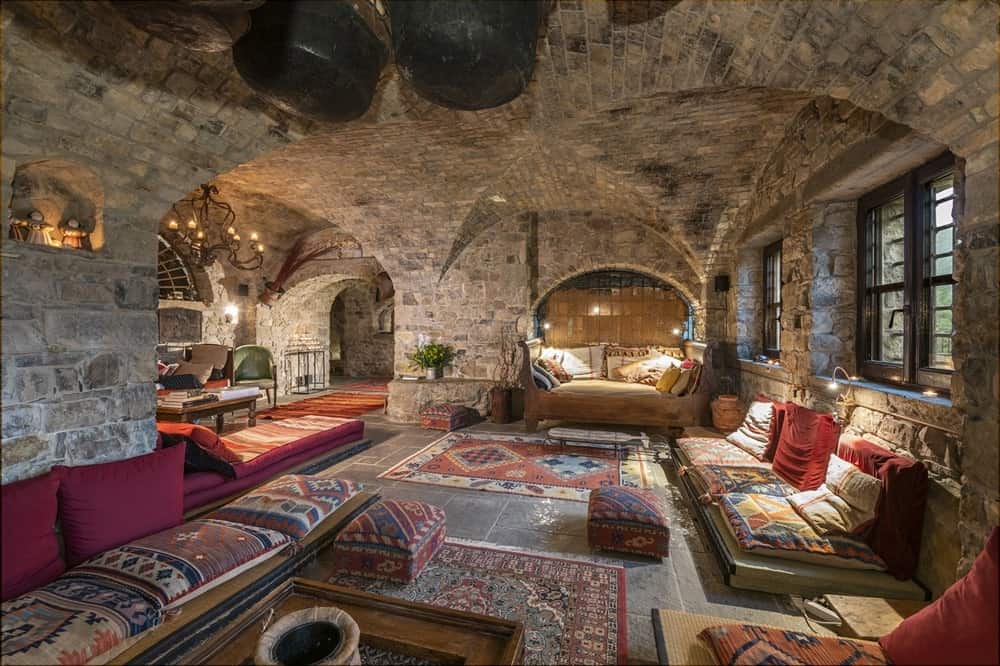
top-left (379, 432), bottom-right (664, 502)
top-left (328, 377), bottom-right (392, 394)
top-left (260, 392), bottom-right (385, 420)
top-left (329, 540), bottom-right (627, 665)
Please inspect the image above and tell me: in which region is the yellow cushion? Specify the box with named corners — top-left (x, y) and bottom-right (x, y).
top-left (656, 367), bottom-right (682, 393)
top-left (669, 368), bottom-right (692, 396)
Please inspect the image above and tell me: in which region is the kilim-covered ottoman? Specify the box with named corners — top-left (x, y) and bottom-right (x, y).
top-left (587, 486), bottom-right (671, 558)
top-left (331, 499), bottom-right (446, 582)
top-left (419, 403), bottom-right (476, 431)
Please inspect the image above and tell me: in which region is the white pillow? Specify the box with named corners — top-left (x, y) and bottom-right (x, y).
top-left (725, 400), bottom-right (774, 460)
top-left (788, 485), bottom-right (877, 535)
top-left (826, 455), bottom-right (882, 514)
top-left (557, 345), bottom-right (604, 378)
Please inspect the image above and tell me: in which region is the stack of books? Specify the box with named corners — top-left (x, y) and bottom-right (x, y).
top-left (211, 385), bottom-right (262, 401)
top-left (157, 392), bottom-right (219, 409)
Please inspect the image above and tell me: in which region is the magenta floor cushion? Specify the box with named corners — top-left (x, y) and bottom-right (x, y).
top-left (331, 499), bottom-right (446, 582)
top-left (588, 486), bottom-right (670, 557)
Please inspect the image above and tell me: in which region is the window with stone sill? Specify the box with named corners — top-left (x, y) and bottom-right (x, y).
top-left (763, 240), bottom-right (782, 358)
top-left (857, 152), bottom-right (955, 392)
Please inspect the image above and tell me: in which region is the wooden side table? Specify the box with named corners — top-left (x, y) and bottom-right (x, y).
top-left (156, 395), bottom-right (260, 432)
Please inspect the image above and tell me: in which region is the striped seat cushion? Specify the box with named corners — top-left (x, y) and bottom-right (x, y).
top-left (724, 399), bottom-right (774, 460)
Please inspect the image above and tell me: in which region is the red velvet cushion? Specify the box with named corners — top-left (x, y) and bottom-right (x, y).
top-left (764, 400), bottom-right (787, 461)
top-left (156, 422), bottom-right (242, 464)
top-left (57, 445), bottom-right (185, 566)
top-left (880, 527), bottom-right (999, 665)
top-left (770, 402), bottom-right (840, 490)
top-left (838, 435), bottom-right (928, 580)
top-left (1, 470), bottom-right (65, 600)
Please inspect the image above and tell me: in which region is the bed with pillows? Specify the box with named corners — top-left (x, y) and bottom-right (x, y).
top-left (519, 340), bottom-right (713, 431)
top-left (1, 466), bottom-right (377, 666)
top-left (156, 416), bottom-right (371, 515)
top-left (672, 397), bottom-right (930, 600)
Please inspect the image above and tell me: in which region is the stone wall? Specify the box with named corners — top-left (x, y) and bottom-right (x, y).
top-left (0, 1), bottom-right (312, 481)
top-left (729, 96), bottom-right (998, 596)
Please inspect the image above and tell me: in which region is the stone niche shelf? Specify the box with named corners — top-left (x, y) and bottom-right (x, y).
top-left (386, 377), bottom-right (493, 423)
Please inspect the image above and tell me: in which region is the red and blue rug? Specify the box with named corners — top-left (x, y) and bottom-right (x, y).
top-left (329, 539), bottom-right (627, 665)
top-left (379, 432), bottom-right (664, 502)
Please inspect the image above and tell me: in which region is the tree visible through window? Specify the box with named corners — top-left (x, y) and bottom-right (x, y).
top-left (858, 153), bottom-right (955, 391)
top-left (763, 240), bottom-right (782, 357)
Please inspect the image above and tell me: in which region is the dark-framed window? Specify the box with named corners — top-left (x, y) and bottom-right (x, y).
top-left (763, 240), bottom-right (782, 357)
top-left (857, 153), bottom-right (955, 391)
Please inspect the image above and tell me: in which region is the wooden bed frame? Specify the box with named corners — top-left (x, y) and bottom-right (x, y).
top-left (518, 340), bottom-right (714, 432)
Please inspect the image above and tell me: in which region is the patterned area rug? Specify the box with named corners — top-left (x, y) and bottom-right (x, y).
top-left (329, 378), bottom-right (391, 394)
top-left (329, 540), bottom-right (627, 665)
top-left (379, 432), bottom-right (664, 501)
top-left (261, 392), bottom-right (385, 420)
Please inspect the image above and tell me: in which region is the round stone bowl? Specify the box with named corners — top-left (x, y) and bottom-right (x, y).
top-left (256, 607), bottom-right (360, 666)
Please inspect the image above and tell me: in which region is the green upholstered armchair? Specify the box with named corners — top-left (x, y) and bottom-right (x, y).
top-left (233, 345), bottom-right (278, 407)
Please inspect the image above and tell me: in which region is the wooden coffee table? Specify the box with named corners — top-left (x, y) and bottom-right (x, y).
top-left (182, 577), bottom-right (524, 665)
top-left (156, 394), bottom-right (260, 432)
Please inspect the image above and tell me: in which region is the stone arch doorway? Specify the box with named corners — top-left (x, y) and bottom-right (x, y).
top-left (329, 279), bottom-right (394, 379)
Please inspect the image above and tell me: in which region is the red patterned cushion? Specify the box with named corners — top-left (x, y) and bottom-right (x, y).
top-left (688, 464), bottom-right (794, 500)
top-left (208, 475), bottom-right (362, 540)
top-left (75, 518), bottom-right (289, 608)
top-left (770, 403), bottom-right (840, 490)
top-left (587, 487), bottom-right (670, 557)
top-left (699, 624), bottom-right (888, 665)
top-left (419, 404), bottom-right (475, 431)
top-left (332, 500), bottom-right (446, 582)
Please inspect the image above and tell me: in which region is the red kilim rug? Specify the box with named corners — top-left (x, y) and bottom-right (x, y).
top-left (260, 392), bottom-right (385, 420)
top-left (379, 432), bottom-right (664, 502)
top-left (329, 540), bottom-right (627, 665)
top-left (329, 378), bottom-right (391, 394)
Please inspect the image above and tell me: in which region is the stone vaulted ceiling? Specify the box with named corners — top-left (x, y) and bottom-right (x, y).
top-left (104, 0), bottom-right (992, 285)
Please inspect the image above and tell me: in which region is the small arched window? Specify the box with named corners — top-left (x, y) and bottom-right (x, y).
top-left (158, 235), bottom-right (200, 301)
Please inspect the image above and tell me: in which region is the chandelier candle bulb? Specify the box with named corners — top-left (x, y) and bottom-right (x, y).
top-left (250, 232), bottom-right (259, 241)
top-left (227, 226), bottom-right (236, 235)
top-left (168, 220), bottom-right (179, 230)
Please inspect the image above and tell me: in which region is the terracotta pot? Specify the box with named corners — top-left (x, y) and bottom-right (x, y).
top-left (491, 387), bottom-right (512, 423)
top-left (711, 394), bottom-right (744, 433)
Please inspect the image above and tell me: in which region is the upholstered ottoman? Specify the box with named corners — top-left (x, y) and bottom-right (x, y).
top-left (331, 499), bottom-right (446, 582)
top-left (419, 403), bottom-right (476, 431)
top-left (587, 486), bottom-right (671, 558)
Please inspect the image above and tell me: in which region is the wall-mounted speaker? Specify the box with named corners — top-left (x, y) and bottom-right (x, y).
top-left (714, 275), bottom-right (730, 292)
top-left (238, 283), bottom-right (250, 297)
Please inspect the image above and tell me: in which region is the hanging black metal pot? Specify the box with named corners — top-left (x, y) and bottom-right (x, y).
top-left (387, 0), bottom-right (545, 110)
top-left (233, 0), bottom-right (389, 122)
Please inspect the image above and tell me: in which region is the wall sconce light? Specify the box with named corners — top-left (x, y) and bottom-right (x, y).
top-left (671, 327), bottom-right (682, 335)
top-left (591, 305), bottom-right (600, 315)
top-left (543, 322), bottom-right (551, 330)
top-left (224, 304), bottom-right (239, 324)
top-left (828, 366), bottom-right (857, 422)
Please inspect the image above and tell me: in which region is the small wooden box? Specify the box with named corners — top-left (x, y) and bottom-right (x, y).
top-left (419, 403), bottom-right (476, 431)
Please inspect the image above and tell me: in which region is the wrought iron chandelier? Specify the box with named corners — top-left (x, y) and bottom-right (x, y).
top-left (163, 184), bottom-right (264, 271)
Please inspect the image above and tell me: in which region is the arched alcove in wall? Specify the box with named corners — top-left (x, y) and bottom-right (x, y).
top-left (6, 159), bottom-right (106, 251)
top-left (532, 268), bottom-right (695, 347)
